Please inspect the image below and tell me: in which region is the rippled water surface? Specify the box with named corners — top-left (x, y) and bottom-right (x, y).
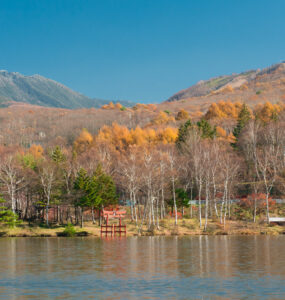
top-left (0, 236), bottom-right (285, 299)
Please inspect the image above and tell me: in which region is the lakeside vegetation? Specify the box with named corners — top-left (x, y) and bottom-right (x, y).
top-left (1, 218), bottom-right (285, 237)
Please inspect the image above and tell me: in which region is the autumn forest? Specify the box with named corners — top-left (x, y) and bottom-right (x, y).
top-left (0, 96), bottom-right (285, 235)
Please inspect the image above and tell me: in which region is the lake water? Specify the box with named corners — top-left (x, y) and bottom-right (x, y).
top-left (0, 236), bottom-right (285, 299)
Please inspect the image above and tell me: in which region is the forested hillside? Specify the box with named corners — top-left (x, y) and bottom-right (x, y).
top-left (164, 62), bottom-right (285, 115)
top-left (0, 62), bottom-right (285, 232)
top-left (0, 99), bottom-right (285, 230)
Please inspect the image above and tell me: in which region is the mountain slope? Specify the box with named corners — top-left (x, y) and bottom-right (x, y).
top-left (166, 62), bottom-right (285, 102)
top-left (0, 70), bottom-right (133, 109)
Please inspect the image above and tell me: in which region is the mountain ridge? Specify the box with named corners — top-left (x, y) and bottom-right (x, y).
top-left (0, 70), bottom-right (133, 109)
top-left (165, 62), bottom-right (285, 103)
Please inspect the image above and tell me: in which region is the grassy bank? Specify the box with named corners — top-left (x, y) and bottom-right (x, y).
top-left (1, 218), bottom-right (285, 237)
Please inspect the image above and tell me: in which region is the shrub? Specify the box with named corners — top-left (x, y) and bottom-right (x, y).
top-left (233, 205), bottom-right (252, 221)
top-left (0, 209), bottom-right (21, 228)
top-left (183, 214), bottom-right (191, 219)
top-left (204, 225), bottom-right (216, 234)
top-left (147, 224), bottom-right (155, 235)
top-left (0, 198), bottom-right (21, 228)
top-left (170, 226), bottom-right (179, 235)
top-left (62, 223), bottom-right (77, 237)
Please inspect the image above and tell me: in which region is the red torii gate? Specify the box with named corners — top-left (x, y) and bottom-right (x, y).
top-left (100, 210), bottom-right (127, 237)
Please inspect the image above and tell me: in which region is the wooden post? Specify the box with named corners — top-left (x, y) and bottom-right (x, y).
top-left (120, 217), bottom-right (122, 237)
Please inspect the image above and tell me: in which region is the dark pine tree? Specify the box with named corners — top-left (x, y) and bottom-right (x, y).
top-left (232, 103), bottom-right (251, 148)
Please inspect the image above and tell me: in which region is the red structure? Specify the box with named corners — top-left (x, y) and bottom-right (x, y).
top-left (168, 211), bottom-right (183, 219)
top-left (100, 210), bottom-right (127, 237)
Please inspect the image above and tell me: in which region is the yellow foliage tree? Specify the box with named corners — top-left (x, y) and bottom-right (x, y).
top-left (96, 123), bottom-right (178, 150)
top-left (152, 111), bottom-right (175, 125)
top-left (147, 104), bottom-right (157, 111)
top-left (130, 127), bottom-right (148, 146)
top-left (223, 85), bottom-right (234, 93)
top-left (144, 128), bottom-right (157, 144)
top-left (158, 127), bottom-right (178, 144)
top-left (29, 144), bottom-right (44, 158)
top-left (74, 129), bottom-right (93, 153)
top-left (101, 102), bottom-right (116, 109)
top-left (132, 103), bottom-right (149, 110)
top-left (216, 126), bottom-right (227, 138)
top-left (108, 102), bottom-right (115, 109)
top-left (115, 103), bottom-right (123, 110)
top-left (176, 109), bottom-right (189, 120)
top-left (205, 103), bottom-right (227, 119)
top-left (227, 132), bottom-right (236, 143)
top-left (254, 102), bottom-right (284, 122)
top-left (97, 123), bottom-right (132, 150)
top-left (205, 101), bottom-right (248, 120)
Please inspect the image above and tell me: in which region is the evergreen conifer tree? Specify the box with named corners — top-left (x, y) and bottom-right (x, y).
top-left (176, 119), bottom-right (192, 149)
top-left (197, 119), bottom-right (216, 139)
top-left (51, 146), bottom-right (66, 164)
top-left (232, 103), bottom-right (251, 147)
top-left (0, 198), bottom-right (21, 228)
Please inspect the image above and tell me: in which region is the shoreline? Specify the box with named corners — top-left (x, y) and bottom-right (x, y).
top-left (1, 219), bottom-right (285, 238)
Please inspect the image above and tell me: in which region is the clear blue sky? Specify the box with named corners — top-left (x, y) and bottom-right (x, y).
top-left (1, 0), bottom-right (285, 103)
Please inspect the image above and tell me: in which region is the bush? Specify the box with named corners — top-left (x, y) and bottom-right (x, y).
top-left (0, 198), bottom-right (21, 228)
top-left (0, 209), bottom-right (21, 228)
top-left (62, 223), bottom-right (76, 237)
top-left (170, 226), bottom-right (179, 235)
top-left (204, 225), bottom-right (216, 234)
top-left (187, 219), bottom-right (199, 230)
top-left (147, 224), bottom-right (155, 235)
top-left (233, 205), bottom-right (252, 221)
top-left (182, 214), bottom-right (191, 219)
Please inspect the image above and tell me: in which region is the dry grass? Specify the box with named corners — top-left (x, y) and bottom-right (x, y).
top-left (0, 218), bottom-right (284, 237)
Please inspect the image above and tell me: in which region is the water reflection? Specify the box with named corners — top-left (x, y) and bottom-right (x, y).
top-left (0, 236), bottom-right (285, 299)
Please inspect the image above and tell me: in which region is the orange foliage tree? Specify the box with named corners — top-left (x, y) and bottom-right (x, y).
top-left (95, 123), bottom-right (178, 150)
top-left (176, 109), bottom-right (189, 120)
top-left (215, 126), bottom-right (227, 139)
top-left (254, 101), bottom-right (284, 122)
top-left (74, 129), bottom-right (93, 153)
top-left (29, 144), bottom-right (44, 158)
top-left (205, 101), bottom-right (249, 120)
top-left (151, 111), bottom-right (175, 125)
top-left (101, 102), bottom-right (115, 109)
